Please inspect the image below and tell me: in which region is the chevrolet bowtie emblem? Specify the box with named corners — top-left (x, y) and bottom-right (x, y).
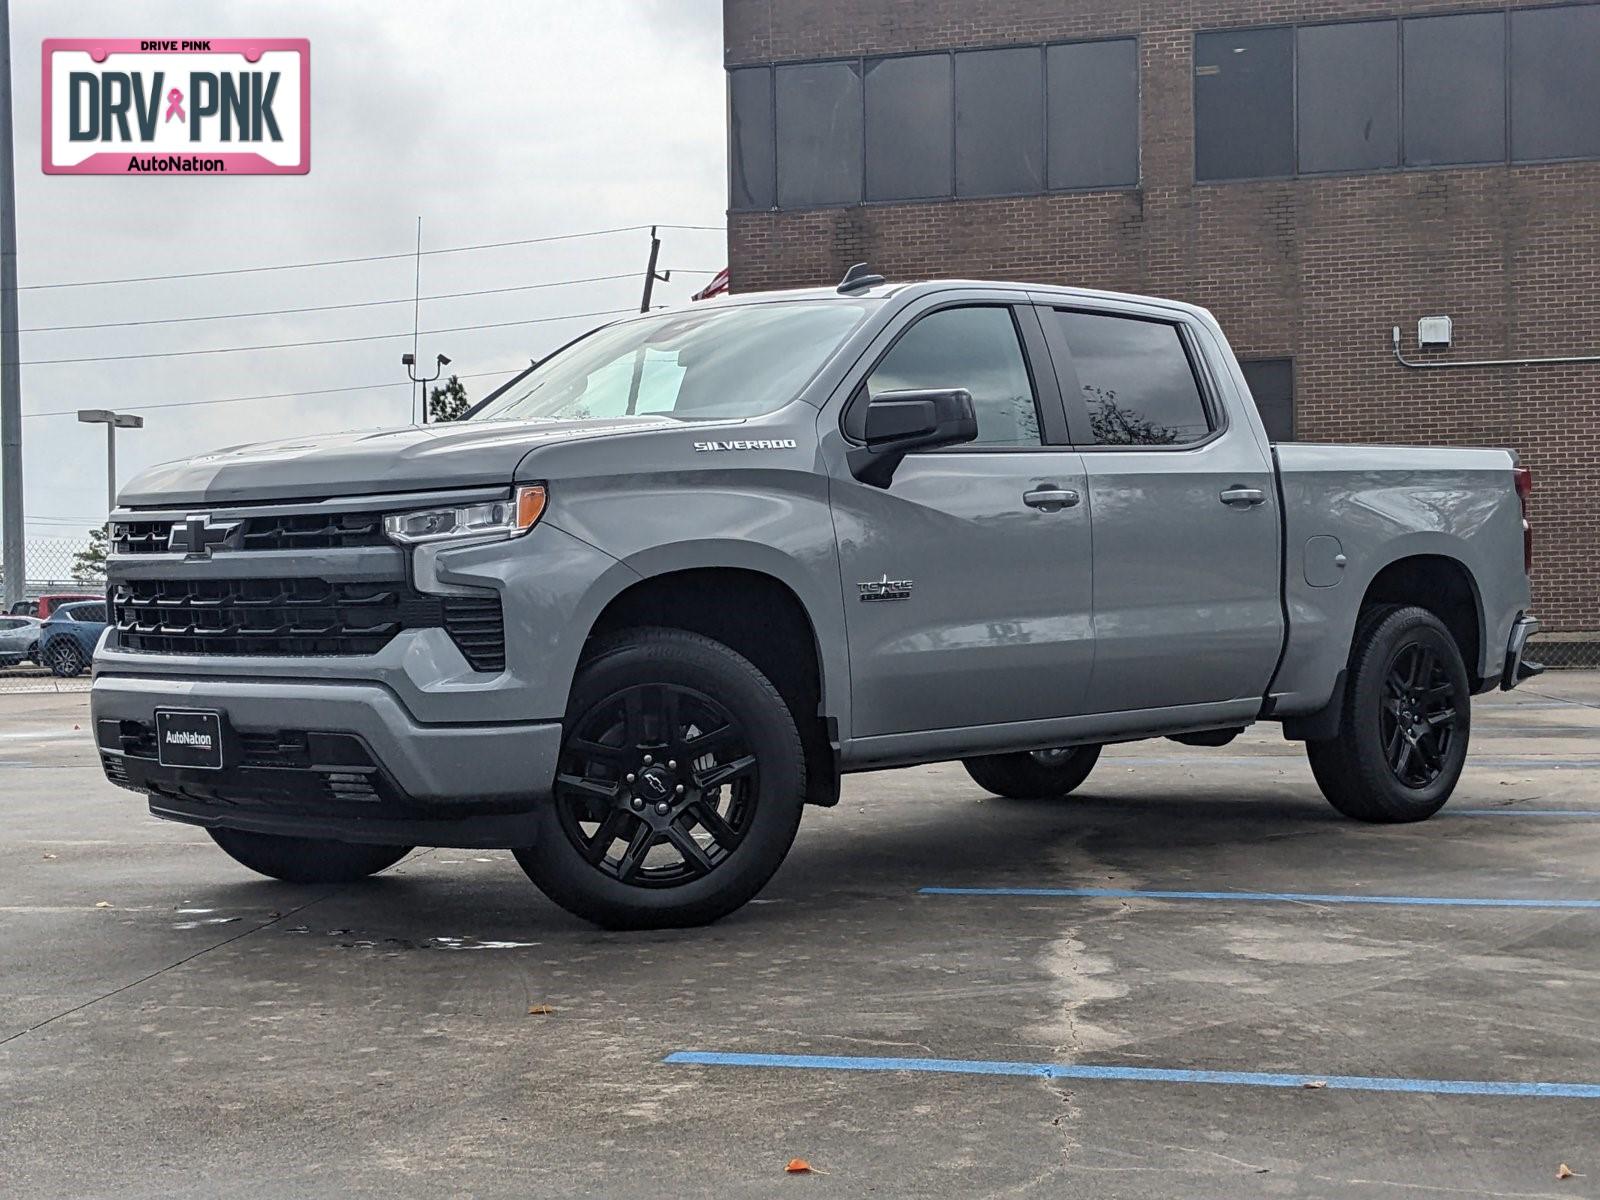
top-left (178, 514), bottom-right (240, 558)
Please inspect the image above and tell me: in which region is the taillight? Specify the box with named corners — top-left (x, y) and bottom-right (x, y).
top-left (1513, 466), bottom-right (1533, 574)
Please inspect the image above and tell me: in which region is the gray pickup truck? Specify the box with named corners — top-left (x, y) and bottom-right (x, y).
top-left (93, 270), bottom-right (1541, 928)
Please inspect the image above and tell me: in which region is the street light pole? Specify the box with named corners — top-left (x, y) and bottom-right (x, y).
top-left (403, 352), bottom-right (450, 424)
top-left (77, 410), bottom-right (144, 515)
top-left (0, 0), bottom-right (26, 610)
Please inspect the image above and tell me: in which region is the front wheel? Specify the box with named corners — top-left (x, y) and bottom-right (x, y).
top-left (963, 745), bottom-right (1103, 799)
top-left (515, 627), bottom-right (805, 930)
top-left (46, 641), bottom-right (85, 677)
top-left (208, 829), bottom-right (412, 883)
top-left (1307, 605), bottom-right (1470, 823)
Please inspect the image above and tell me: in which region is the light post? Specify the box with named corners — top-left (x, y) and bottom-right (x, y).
top-left (76, 409), bottom-right (144, 514)
top-left (404, 352), bottom-right (450, 424)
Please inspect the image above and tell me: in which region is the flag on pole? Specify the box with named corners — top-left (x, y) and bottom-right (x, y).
top-left (691, 267), bottom-right (730, 301)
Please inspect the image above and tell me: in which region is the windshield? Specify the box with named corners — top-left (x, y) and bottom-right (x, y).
top-left (472, 300), bottom-right (874, 423)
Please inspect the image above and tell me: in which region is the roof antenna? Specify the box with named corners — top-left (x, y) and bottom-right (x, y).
top-left (836, 262), bottom-right (885, 294)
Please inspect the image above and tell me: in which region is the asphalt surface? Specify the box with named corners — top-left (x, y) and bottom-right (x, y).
top-left (3, 676), bottom-right (1599, 1198)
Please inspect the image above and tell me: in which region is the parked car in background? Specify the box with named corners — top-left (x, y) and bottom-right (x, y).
top-left (0, 614), bottom-right (43, 666)
top-left (36, 593), bottom-right (101, 620)
top-left (9, 600), bottom-right (38, 616)
top-left (40, 600), bottom-right (107, 677)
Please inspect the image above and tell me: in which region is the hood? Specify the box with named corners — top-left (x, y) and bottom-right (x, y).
top-left (117, 416), bottom-right (723, 507)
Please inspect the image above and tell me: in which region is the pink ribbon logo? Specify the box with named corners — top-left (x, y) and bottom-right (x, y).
top-left (164, 87), bottom-right (185, 123)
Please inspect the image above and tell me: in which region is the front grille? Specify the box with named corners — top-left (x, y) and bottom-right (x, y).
top-left (110, 576), bottom-right (505, 668)
top-left (112, 511), bottom-right (389, 555)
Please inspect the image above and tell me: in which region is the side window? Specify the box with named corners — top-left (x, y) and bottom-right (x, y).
top-left (1056, 311), bottom-right (1213, 446)
top-left (865, 307), bottom-right (1042, 447)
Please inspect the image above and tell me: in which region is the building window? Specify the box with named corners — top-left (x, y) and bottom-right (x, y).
top-left (867, 307), bottom-right (1042, 447)
top-left (1297, 21), bottom-right (1398, 174)
top-left (1194, 27), bottom-right (1294, 182)
top-left (1402, 12), bottom-right (1505, 167)
top-left (775, 61), bottom-right (862, 209)
top-left (726, 37), bottom-right (1139, 212)
top-left (1197, 3), bottom-right (1600, 183)
top-left (1055, 311), bottom-right (1214, 446)
top-left (728, 68), bottom-right (774, 211)
top-left (864, 54), bottom-right (952, 202)
top-left (1048, 40), bottom-right (1140, 190)
top-left (1239, 358), bottom-right (1294, 442)
top-left (1511, 4), bottom-right (1600, 162)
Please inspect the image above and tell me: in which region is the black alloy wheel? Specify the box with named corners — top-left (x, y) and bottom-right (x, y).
top-left (1378, 640), bottom-right (1461, 789)
top-left (554, 682), bottom-right (759, 888)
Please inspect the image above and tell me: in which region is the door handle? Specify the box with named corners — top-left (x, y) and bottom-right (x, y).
top-left (1219, 486), bottom-right (1267, 507)
top-left (1023, 487), bottom-right (1080, 511)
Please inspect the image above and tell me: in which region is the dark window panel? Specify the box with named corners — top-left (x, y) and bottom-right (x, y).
top-left (1297, 21), bottom-right (1399, 173)
top-left (1047, 39), bottom-right (1139, 189)
top-left (775, 61), bottom-right (863, 208)
top-left (1239, 358), bottom-right (1294, 442)
top-left (955, 47), bottom-right (1044, 197)
top-left (868, 307), bottom-right (1042, 447)
top-left (1511, 5), bottom-right (1600, 162)
top-left (728, 68), bottom-right (774, 211)
top-left (1056, 311), bottom-right (1213, 446)
top-left (865, 54), bottom-right (953, 201)
top-left (1403, 12), bottom-right (1505, 167)
top-left (1194, 27), bottom-right (1294, 181)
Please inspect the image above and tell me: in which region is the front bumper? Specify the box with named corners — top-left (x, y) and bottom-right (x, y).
top-left (91, 674), bottom-right (562, 847)
top-left (1501, 614), bottom-right (1544, 691)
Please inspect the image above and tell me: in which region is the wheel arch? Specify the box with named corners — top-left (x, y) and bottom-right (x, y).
top-left (1358, 551), bottom-right (1485, 687)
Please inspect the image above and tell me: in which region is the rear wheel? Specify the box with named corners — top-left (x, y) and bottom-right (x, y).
top-left (46, 641), bottom-right (85, 677)
top-left (1307, 605), bottom-right (1470, 823)
top-left (208, 829), bottom-right (412, 883)
top-left (515, 627), bottom-right (805, 930)
top-left (963, 745), bottom-right (1103, 799)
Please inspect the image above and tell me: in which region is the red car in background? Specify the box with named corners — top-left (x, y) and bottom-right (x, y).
top-left (10, 593), bottom-right (100, 619)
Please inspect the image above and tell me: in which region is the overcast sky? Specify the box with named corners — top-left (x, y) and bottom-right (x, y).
top-left (3, 0), bottom-right (726, 546)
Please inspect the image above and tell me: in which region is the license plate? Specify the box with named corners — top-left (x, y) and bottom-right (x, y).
top-left (155, 709), bottom-right (225, 770)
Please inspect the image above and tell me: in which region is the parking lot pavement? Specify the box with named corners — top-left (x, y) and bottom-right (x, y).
top-left (2, 678), bottom-right (1598, 1199)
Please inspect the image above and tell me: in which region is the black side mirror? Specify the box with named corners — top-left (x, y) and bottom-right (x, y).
top-left (847, 388), bottom-right (977, 488)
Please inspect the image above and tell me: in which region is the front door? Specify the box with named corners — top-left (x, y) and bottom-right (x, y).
top-left (829, 302), bottom-right (1095, 739)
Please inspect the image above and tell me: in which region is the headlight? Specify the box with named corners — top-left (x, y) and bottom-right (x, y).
top-left (384, 484), bottom-right (547, 546)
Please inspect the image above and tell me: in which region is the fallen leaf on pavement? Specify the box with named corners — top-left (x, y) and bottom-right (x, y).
top-left (527, 1005), bottom-right (557, 1015)
top-left (1557, 1163), bottom-right (1576, 1180)
top-left (94, 901), bottom-right (112, 908)
top-left (41, 853), bottom-right (56, 860)
top-left (785, 1159), bottom-right (814, 1174)
top-left (1302, 1080), bottom-right (1327, 1089)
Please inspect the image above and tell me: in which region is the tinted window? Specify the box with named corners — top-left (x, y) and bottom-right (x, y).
top-left (1511, 5), bottom-right (1600, 162)
top-left (955, 48), bottom-right (1043, 197)
top-left (1403, 12), bottom-right (1505, 166)
top-left (1297, 21), bottom-right (1398, 173)
top-left (1240, 358), bottom-right (1294, 442)
top-left (1056, 312), bottom-right (1212, 446)
top-left (728, 68), bottom-right (775, 211)
top-left (1195, 27), bottom-right (1294, 181)
top-left (865, 55), bottom-right (952, 201)
top-left (1047, 39), bottom-right (1139, 189)
top-left (867, 307), bottom-right (1041, 447)
top-left (67, 604), bottom-right (106, 623)
top-left (775, 62), bottom-right (862, 208)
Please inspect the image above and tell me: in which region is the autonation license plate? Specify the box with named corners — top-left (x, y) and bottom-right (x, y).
top-left (155, 709), bottom-right (224, 770)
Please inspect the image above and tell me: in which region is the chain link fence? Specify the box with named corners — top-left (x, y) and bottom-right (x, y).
top-left (1, 534), bottom-right (105, 693)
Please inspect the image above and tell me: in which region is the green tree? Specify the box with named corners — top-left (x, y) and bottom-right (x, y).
top-left (428, 374), bottom-right (470, 423)
top-left (73, 525), bottom-right (108, 582)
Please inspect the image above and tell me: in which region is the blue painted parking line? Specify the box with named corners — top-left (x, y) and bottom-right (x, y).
top-left (919, 886), bottom-right (1600, 909)
top-left (1102, 755), bottom-right (1600, 770)
top-left (664, 1051), bottom-right (1600, 1098)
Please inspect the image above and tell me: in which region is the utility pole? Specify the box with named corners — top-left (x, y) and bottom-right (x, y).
top-left (0, 0), bottom-right (24, 610)
top-left (410, 217), bottom-right (422, 423)
top-left (639, 225), bottom-right (669, 313)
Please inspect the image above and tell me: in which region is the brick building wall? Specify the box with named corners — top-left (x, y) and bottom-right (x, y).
top-left (723, 0), bottom-right (1600, 639)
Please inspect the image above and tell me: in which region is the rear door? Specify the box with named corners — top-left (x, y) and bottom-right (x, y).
top-left (829, 299), bottom-right (1095, 738)
top-left (1038, 303), bottom-right (1282, 713)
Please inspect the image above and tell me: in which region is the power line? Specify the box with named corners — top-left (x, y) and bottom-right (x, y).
top-left (21, 364), bottom-right (532, 420)
top-left (10, 223), bottom-right (726, 292)
top-left (20, 306), bottom-right (638, 366)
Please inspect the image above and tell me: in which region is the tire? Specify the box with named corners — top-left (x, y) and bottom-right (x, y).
top-left (1306, 605), bottom-right (1471, 823)
top-left (46, 641), bottom-right (85, 677)
top-left (515, 627), bottom-right (806, 930)
top-left (963, 745), bottom-right (1103, 799)
top-left (208, 828), bottom-right (412, 884)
